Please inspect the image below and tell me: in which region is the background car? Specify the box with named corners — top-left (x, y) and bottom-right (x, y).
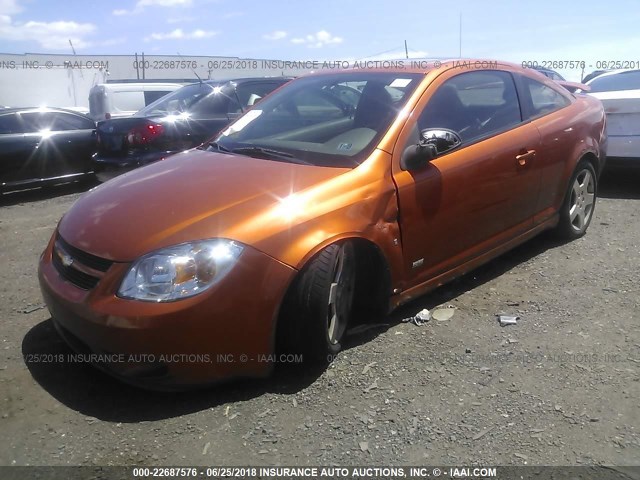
top-left (0, 107), bottom-right (96, 194)
top-left (88, 82), bottom-right (184, 122)
top-left (531, 66), bottom-right (566, 81)
top-left (584, 69), bottom-right (640, 164)
top-left (93, 77), bottom-right (292, 181)
top-left (582, 69), bottom-right (610, 84)
top-left (39, 62), bottom-right (605, 389)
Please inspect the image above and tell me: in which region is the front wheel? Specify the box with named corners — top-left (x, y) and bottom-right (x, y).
top-left (556, 160), bottom-right (597, 239)
top-left (279, 242), bottom-right (356, 362)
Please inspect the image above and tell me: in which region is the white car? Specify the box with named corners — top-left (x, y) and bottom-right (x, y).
top-left (584, 70), bottom-right (640, 163)
top-left (88, 82), bottom-right (183, 122)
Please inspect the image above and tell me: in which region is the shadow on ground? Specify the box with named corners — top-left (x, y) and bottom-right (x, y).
top-left (23, 164), bottom-right (635, 422)
top-left (22, 319), bottom-right (327, 423)
top-left (598, 165), bottom-right (640, 200)
top-left (23, 229), bottom-right (567, 422)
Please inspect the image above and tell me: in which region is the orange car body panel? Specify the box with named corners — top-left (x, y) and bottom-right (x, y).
top-left (38, 60), bottom-right (607, 386)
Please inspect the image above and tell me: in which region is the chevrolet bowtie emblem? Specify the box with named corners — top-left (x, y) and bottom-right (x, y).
top-left (55, 244), bottom-right (74, 268)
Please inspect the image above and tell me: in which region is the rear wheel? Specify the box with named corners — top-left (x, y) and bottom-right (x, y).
top-left (556, 160), bottom-right (597, 239)
top-left (279, 242), bottom-right (356, 362)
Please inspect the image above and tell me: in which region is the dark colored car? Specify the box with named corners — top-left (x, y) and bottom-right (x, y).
top-left (93, 77), bottom-right (292, 181)
top-left (0, 107), bottom-right (96, 193)
top-left (532, 66), bottom-right (566, 81)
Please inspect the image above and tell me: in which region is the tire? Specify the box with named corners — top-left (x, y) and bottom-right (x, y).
top-left (279, 242), bottom-right (356, 363)
top-left (556, 160), bottom-right (597, 239)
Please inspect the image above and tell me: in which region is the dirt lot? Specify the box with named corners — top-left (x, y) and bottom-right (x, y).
top-left (0, 168), bottom-right (638, 472)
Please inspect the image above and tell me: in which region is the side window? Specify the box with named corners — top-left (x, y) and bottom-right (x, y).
top-left (0, 113), bottom-right (22, 134)
top-left (50, 113), bottom-right (94, 131)
top-left (523, 77), bottom-right (570, 117)
top-left (20, 112), bottom-right (57, 133)
top-left (418, 70), bottom-right (522, 143)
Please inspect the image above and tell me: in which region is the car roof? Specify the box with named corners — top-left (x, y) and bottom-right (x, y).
top-left (586, 68), bottom-right (640, 84)
top-left (0, 107), bottom-right (93, 117)
top-left (296, 59), bottom-right (536, 77)
top-left (196, 77), bottom-right (294, 86)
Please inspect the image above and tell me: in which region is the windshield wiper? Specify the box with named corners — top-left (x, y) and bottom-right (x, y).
top-left (204, 141), bottom-right (232, 153)
top-left (231, 146), bottom-right (312, 165)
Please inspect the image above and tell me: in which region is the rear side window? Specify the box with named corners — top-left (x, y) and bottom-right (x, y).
top-left (523, 77), bottom-right (570, 117)
top-left (50, 113), bottom-right (94, 131)
top-left (588, 71), bottom-right (640, 92)
top-left (20, 112), bottom-right (57, 132)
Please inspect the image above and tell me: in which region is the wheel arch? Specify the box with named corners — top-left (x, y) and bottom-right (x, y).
top-left (273, 235), bottom-right (393, 354)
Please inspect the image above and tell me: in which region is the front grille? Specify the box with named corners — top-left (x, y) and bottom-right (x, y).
top-left (52, 235), bottom-right (114, 290)
top-left (55, 235), bottom-right (113, 272)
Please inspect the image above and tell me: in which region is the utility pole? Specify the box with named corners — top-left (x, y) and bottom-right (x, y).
top-left (459, 13), bottom-right (462, 58)
top-left (404, 40), bottom-right (409, 59)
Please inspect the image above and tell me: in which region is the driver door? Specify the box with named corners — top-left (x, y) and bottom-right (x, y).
top-left (392, 69), bottom-right (542, 287)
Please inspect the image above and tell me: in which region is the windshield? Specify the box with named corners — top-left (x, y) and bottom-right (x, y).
top-left (135, 82), bottom-right (216, 117)
top-left (587, 70), bottom-right (640, 92)
top-left (210, 72), bottom-right (423, 168)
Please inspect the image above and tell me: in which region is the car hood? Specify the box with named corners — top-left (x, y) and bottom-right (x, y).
top-left (58, 149), bottom-right (348, 262)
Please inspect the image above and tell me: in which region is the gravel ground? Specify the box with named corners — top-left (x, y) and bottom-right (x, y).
top-left (0, 168), bottom-right (638, 472)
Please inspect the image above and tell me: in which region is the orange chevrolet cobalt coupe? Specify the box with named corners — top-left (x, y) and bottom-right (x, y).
top-left (38, 61), bottom-right (606, 389)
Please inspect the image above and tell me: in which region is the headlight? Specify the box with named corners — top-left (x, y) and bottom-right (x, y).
top-left (118, 239), bottom-right (243, 302)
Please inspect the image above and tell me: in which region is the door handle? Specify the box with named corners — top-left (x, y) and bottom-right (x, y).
top-left (516, 149), bottom-right (536, 166)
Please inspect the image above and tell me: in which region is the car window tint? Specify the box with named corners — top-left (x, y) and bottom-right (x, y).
top-left (523, 77), bottom-right (570, 117)
top-left (20, 112), bottom-right (58, 133)
top-left (0, 113), bottom-right (21, 134)
top-left (231, 83), bottom-right (281, 113)
top-left (419, 70), bottom-right (522, 143)
top-left (188, 89), bottom-right (231, 116)
top-left (588, 70), bottom-right (640, 92)
top-left (144, 90), bottom-right (172, 106)
top-left (50, 112), bottom-right (94, 131)
top-left (136, 83), bottom-right (213, 116)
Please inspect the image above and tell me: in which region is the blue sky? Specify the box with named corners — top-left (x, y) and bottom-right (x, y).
top-left (1, 0), bottom-right (639, 79)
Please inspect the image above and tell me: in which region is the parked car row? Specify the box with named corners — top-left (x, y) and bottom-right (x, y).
top-left (38, 60), bottom-right (607, 389)
top-left (0, 78), bottom-right (291, 193)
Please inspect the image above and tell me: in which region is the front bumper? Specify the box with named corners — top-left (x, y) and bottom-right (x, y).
top-left (38, 233), bottom-right (296, 389)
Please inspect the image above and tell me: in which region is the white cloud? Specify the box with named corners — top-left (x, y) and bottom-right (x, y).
top-left (145, 28), bottom-right (218, 41)
top-left (0, 0), bottom-right (21, 15)
top-left (263, 30), bottom-right (287, 41)
top-left (0, 15), bottom-right (96, 50)
top-left (113, 0), bottom-right (192, 16)
top-left (291, 30), bottom-right (343, 48)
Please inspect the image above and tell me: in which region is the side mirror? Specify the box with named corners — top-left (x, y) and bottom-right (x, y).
top-left (421, 128), bottom-right (462, 155)
top-left (401, 143), bottom-right (436, 170)
top-left (400, 128), bottom-right (462, 171)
